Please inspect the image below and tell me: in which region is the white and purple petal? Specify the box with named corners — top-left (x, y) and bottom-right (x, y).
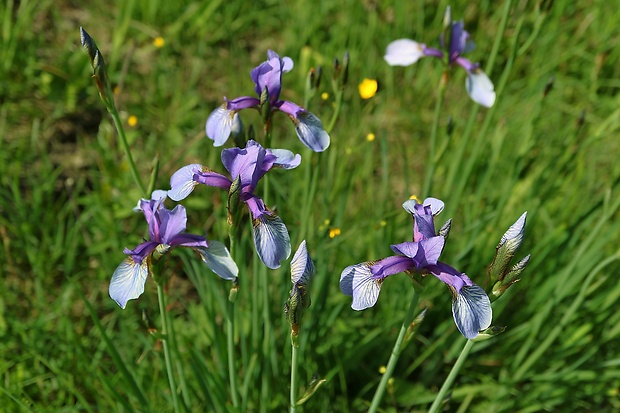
top-left (499, 211), bottom-right (527, 250)
top-left (252, 210), bottom-right (291, 269)
top-left (385, 39), bottom-right (428, 66)
top-left (221, 140), bottom-right (265, 190)
top-left (168, 164), bottom-right (202, 201)
top-left (194, 240), bottom-right (239, 280)
top-left (391, 236), bottom-right (445, 266)
top-left (452, 283), bottom-right (492, 339)
top-left (268, 148), bottom-right (302, 170)
top-left (157, 205), bottom-right (188, 244)
top-left (169, 233), bottom-right (208, 249)
top-left (340, 262), bottom-right (382, 310)
top-left (278, 101), bottom-right (330, 152)
top-left (465, 68), bottom-right (496, 108)
top-left (290, 240), bottom-right (315, 285)
top-left (109, 257), bottom-right (150, 309)
top-left (370, 255), bottom-right (415, 278)
top-left (206, 105), bottom-right (236, 146)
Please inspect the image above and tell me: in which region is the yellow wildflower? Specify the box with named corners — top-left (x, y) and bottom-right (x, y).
top-left (358, 78), bottom-right (378, 99)
top-left (128, 115), bottom-right (138, 127)
top-left (329, 228), bottom-right (341, 238)
top-left (153, 37), bottom-right (165, 48)
top-left (321, 92), bottom-right (329, 100)
top-left (366, 133), bottom-right (375, 142)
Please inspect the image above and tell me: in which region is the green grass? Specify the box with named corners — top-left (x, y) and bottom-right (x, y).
top-left (2, 0), bottom-right (620, 411)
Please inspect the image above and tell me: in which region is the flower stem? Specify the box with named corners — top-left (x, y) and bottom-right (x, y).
top-left (289, 336), bottom-right (299, 413)
top-left (226, 231), bottom-right (240, 407)
top-left (368, 288), bottom-right (421, 413)
top-left (422, 71), bottom-right (448, 197)
top-left (427, 339), bottom-right (475, 413)
top-left (157, 283), bottom-right (181, 413)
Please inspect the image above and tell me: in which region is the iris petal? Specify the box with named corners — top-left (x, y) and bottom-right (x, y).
top-left (340, 262), bottom-right (382, 310)
top-left (465, 68), bottom-right (496, 108)
top-left (290, 240), bottom-right (315, 285)
top-left (109, 257), bottom-right (150, 309)
top-left (168, 164), bottom-right (201, 201)
top-left (206, 105), bottom-right (236, 146)
top-left (384, 39), bottom-right (425, 66)
top-left (452, 283), bottom-right (492, 339)
top-left (195, 240), bottom-right (239, 280)
top-left (291, 110), bottom-right (330, 152)
top-left (252, 211), bottom-right (291, 269)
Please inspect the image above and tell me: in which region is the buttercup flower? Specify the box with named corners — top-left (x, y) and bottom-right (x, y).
top-left (384, 17), bottom-right (496, 107)
top-left (206, 50), bottom-right (330, 151)
top-left (110, 197), bottom-right (238, 309)
top-left (167, 140), bottom-right (301, 269)
top-left (340, 197), bottom-right (492, 339)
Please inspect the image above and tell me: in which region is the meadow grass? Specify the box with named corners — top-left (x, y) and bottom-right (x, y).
top-left (2, 0), bottom-right (620, 411)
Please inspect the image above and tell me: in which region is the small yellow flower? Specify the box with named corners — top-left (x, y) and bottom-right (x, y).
top-left (113, 86), bottom-right (121, 95)
top-left (321, 92), bottom-right (329, 100)
top-left (153, 37), bottom-right (165, 48)
top-left (366, 133), bottom-right (375, 142)
top-left (409, 194), bottom-right (420, 202)
top-left (128, 115), bottom-right (138, 127)
top-left (329, 228), bottom-right (341, 239)
top-left (358, 78), bottom-right (378, 99)
top-left (378, 366), bottom-right (387, 374)
top-left (380, 220), bottom-right (387, 227)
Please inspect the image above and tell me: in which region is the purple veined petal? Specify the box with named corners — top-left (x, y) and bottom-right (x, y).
top-left (452, 283), bottom-right (492, 339)
top-left (423, 197), bottom-right (444, 216)
top-left (157, 205), bottom-right (188, 245)
top-left (193, 170), bottom-right (233, 190)
top-left (279, 101), bottom-right (330, 152)
top-left (169, 233), bottom-right (208, 249)
top-left (227, 96), bottom-right (261, 111)
top-left (499, 211), bottom-right (527, 249)
top-left (252, 210), bottom-right (291, 269)
top-left (221, 140), bottom-right (265, 190)
top-left (109, 257), bottom-right (150, 309)
top-left (465, 68), bottom-right (496, 108)
top-left (370, 255), bottom-right (416, 278)
top-left (194, 240), bottom-right (239, 280)
top-left (244, 195), bottom-right (266, 219)
top-left (124, 241), bottom-right (159, 263)
top-left (206, 105), bottom-right (236, 146)
top-left (168, 164), bottom-right (202, 201)
top-left (426, 261), bottom-right (468, 292)
top-left (268, 148), bottom-right (302, 169)
top-left (385, 39), bottom-right (427, 66)
top-left (290, 240), bottom-right (315, 285)
top-left (340, 262), bottom-right (382, 310)
top-left (391, 236), bottom-right (445, 266)
top-left (414, 212), bottom-right (436, 241)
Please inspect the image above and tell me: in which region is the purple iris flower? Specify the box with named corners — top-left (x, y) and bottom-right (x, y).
top-left (167, 140), bottom-right (301, 269)
top-left (340, 197), bottom-right (492, 339)
top-left (384, 20), bottom-right (496, 107)
top-left (110, 195), bottom-right (238, 309)
top-left (206, 50), bottom-right (330, 152)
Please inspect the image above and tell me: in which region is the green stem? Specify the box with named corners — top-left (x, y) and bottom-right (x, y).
top-left (226, 232), bottom-right (240, 407)
top-left (368, 288), bottom-right (422, 413)
top-left (157, 284), bottom-right (181, 413)
top-left (422, 71), bottom-right (448, 197)
top-left (427, 339), bottom-right (475, 413)
top-left (108, 105), bottom-right (147, 197)
top-left (289, 337), bottom-right (299, 413)
top-left (326, 88), bottom-right (344, 134)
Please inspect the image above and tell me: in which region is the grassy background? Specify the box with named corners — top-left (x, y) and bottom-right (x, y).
top-left (2, 0), bottom-right (620, 411)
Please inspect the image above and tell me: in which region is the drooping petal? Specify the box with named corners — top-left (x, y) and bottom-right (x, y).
top-left (452, 283), bottom-right (492, 339)
top-left (370, 255), bottom-right (416, 278)
top-left (109, 257), bottom-right (150, 309)
top-left (465, 68), bottom-right (496, 108)
top-left (290, 240), bottom-right (315, 285)
top-left (194, 240), bottom-right (239, 280)
top-left (278, 101), bottom-right (330, 152)
top-left (268, 148), bottom-right (302, 170)
top-left (252, 210), bottom-right (291, 269)
top-left (340, 262), bottom-right (382, 310)
top-left (168, 164), bottom-right (202, 201)
top-left (384, 39), bottom-right (426, 66)
top-left (206, 105), bottom-right (236, 146)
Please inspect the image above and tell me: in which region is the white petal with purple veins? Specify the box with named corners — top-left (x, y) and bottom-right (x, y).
top-left (385, 39), bottom-right (425, 66)
top-left (252, 212), bottom-right (291, 269)
top-left (168, 164), bottom-right (201, 201)
top-left (340, 263), bottom-right (382, 310)
top-left (195, 241), bottom-right (238, 280)
top-left (465, 69), bottom-right (496, 108)
top-left (452, 283), bottom-right (492, 339)
top-left (290, 240), bottom-right (315, 285)
top-left (292, 111), bottom-right (330, 152)
top-left (109, 257), bottom-right (150, 309)
top-left (206, 106), bottom-right (236, 146)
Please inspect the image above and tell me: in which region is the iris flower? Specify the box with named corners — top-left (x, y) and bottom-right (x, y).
top-left (110, 196), bottom-right (238, 309)
top-left (340, 198), bottom-right (492, 339)
top-left (384, 19), bottom-right (496, 107)
top-left (206, 50), bottom-right (330, 152)
top-left (167, 140), bottom-right (301, 269)
top-left (285, 240), bottom-right (316, 336)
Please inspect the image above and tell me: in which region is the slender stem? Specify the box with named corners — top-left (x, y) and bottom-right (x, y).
top-left (226, 232), bottom-right (240, 407)
top-left (289, 337), bottom-right (299, 413)
top-left (427, 339), bottom-right (475, 413)
top-left (157, 284), bottom-right (181, 413)
top-left (368, 288), bottom-right (421, 413)
top-left (326, 88), bottom-right (344, 134)
top-left (108, 106), bottom-right (147, 196)
top-left (422, 71), bottom-right (448, 197)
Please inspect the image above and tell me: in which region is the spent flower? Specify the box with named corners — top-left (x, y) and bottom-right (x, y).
top-left (206, 50), bottom-right (330, 152)
top-left (340, 197), bottom-right (492, 339)
top-left (167, 140), bottom-right (300, 269)
top-left (110, 196), bottom-right (238, 309)
top-left (384, 13), bottom-right (496, 107)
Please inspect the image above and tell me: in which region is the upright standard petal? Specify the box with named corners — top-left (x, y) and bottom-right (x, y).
top-left (290, 240), bottom-right (315, 285)
top-left (384, 39), bottom-right (426, 66)
top-left (195, 240), bottom-right (239, 280)
top-left (340, 262), bottom-right (382, 310)
top-left (452, 283), bottom-right (492, 339)
top-left (206, 105), bottom-right (236, 146)
top-left (252, 211), bottom-right (291, 269)
top-left (465, 68), bottom-right (496, 108)
top-left (156, 205), bottom-right (187, 244)
top-left (109, 257), bottom-right (150, 309)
